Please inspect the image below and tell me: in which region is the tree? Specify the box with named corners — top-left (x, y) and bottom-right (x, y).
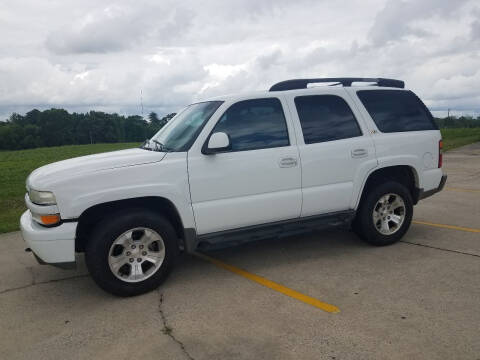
top-left (148, 112), bottom-right (160, 124)
top-left (146, 112), bottom-right (177, 137)
top-left (160, 113), bottom-right (176, 126)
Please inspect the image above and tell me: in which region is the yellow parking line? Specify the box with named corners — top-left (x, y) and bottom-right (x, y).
top-left (413, 220), bottom-right (480, 233)
top-left (446, 187), bottom-right (480, 193)
top-left (194, 252), bottom-right (340, 314)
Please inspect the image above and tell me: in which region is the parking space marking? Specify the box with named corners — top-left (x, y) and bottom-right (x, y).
top-left (446, 187), bottom-right (480, 193)
top-left (194, 252), bottom-right (340, 314)
top-left (413, 220), bottom-right (480, 233)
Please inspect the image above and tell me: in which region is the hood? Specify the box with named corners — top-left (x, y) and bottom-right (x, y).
top-left (27, 148), bottom-right (167, 190)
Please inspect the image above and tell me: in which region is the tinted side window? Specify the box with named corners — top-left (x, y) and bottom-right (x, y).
top-left (294, 95), bottom-right (362, 144)
top-left (357, 90), bottom-right (437, 133)
top-left (212, 98), bottom-right (289, 152)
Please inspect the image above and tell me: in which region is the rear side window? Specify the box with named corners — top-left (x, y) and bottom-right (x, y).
top-left (294, 95), bottom-right (362, 144)
top-left (357, 90), bottom-right (437, 133)
top-left (212, 98), bottom-right (289, 152)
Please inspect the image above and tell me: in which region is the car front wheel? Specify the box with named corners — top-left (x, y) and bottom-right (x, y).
top-left (85, 209), bottom-right (178, 296)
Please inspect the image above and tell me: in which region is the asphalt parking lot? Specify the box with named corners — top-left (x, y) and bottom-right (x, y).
top-left (1, 144), bottom-right (479, 360)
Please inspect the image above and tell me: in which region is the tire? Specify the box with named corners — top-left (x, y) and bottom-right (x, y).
top-left (85, 209), bottom-right (178, 296)
top-left (354, 181), bottom-right (413, 246)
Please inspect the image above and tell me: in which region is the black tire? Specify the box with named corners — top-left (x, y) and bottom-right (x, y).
top-left (85, 209), bottom-right (178, 296)
top-left (354, 181), bottom-right (413, 246)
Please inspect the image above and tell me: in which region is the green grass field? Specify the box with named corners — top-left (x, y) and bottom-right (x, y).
top-left (440, 128), bottom-right (480, 151)
top-left (0, 143), bottom-right (139, 233)
top-left (0, 129), bottom-right (479, 234)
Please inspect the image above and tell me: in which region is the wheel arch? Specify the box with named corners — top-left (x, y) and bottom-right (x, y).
top-left (75, 197), bottom-right (186, 253)
top-left (354, 165), bottom-right (419, 209)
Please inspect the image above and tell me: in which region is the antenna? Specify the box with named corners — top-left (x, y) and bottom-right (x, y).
top-left (140, 89), bottom-right (144, 117)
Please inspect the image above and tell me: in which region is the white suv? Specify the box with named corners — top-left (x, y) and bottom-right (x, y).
top-left (21, 77), bottom-right (447, 296)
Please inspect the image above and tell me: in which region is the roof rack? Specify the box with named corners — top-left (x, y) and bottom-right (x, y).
top-left (269, 77), bottom-right (405, 91)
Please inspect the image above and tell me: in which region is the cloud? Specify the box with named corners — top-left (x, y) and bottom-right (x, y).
top-left (45, 4), bottom-right (196, 54)
top-left (0, 0), bottom-right (479, 119)
top-left (470, 19), bottom-right (480, 41)
top-left (368, 0), bottom-right (470, 46)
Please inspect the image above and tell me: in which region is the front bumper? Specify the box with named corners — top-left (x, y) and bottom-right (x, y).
top-left (20, 210), bottom-right (77, 267)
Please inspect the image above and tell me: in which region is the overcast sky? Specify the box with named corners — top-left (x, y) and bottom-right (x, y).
top-left (0, 0), bottom-right (479, 120)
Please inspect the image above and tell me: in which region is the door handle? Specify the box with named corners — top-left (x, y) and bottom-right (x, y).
top-left (279, 157), bottom-right (298, 168)
top-left (351, 148), bottom-right (368, 158)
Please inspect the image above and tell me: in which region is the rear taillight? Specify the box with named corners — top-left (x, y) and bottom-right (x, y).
top-left (438, 140), bottom-right (443, 168)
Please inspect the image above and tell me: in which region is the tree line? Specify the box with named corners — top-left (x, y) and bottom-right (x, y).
top-left (433, 116), bottom-right (480, 129)
top-left (0, 108), bottom-right (479, 151)
top-left (0, 109), bottom-right (176, 150)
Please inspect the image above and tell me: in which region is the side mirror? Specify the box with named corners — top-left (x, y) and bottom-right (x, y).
top-left (204, 132), bottom-right (230, 154)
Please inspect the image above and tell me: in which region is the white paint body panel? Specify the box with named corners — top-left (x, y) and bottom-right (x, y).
top-left (26, 150), bottom-right (195, 229)
top-left (346, 87), bottom-right (444, 202)
top-left (283, 87), bottom-right (378, 216)
top-left (20, 210), bottom-right (76, 263)
top-left (188, 147), bottom-right (302, 234)
top-left (187, 95), bottom-right (302, 234)
top-left (27, 148), bottom-right (167, 189)
top-left (22, 150), bottom-right (197, 263)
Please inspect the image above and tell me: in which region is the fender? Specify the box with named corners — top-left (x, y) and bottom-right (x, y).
top-left (53, 153), bottom-right (196, 230)
top-left (351, 155), bottom-right (421, 210)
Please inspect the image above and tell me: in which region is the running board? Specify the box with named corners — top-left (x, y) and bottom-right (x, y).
top-left (197, 210), bottom-right (356, 251)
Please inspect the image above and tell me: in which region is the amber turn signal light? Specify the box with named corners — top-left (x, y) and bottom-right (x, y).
top-left (40, 214), bottom-right (61, 225)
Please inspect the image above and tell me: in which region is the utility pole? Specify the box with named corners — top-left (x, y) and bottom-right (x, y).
top-left (90, 111), bottom-right (94, 144)
top-left (140, 89), bottom-right (144, 118)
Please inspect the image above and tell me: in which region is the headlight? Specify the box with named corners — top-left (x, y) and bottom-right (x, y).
top-left (29, 190), bottom-right (57, 205)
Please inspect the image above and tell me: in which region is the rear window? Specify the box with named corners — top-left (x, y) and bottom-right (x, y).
top-left (357, 90), bottom-right (437, 133)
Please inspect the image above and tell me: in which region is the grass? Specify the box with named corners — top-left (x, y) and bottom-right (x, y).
top-left (1, 129), bottom-right (479, 234)
top-left (440, 128), bottom-right (480, 152)
top-left (0, 143), bottom-right (139, 233)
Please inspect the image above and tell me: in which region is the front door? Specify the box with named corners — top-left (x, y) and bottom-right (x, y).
top-left (187, 97), bottom-right (302, 235)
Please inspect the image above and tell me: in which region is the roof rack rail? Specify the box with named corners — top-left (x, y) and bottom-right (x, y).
top-left (269, 77), bottom-right (405, 91)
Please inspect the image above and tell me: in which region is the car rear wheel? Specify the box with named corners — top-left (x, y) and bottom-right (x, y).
top-left (354, 181), bottom-right (413, 246)
top-left (85, 209), bottom-right (178, 296)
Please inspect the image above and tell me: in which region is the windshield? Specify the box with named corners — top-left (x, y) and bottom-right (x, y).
top-left (145, 101), bottom-right (223, 152)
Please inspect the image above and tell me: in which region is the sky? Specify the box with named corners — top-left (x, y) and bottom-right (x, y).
top-left (0, 0), bottom-right (479, 120)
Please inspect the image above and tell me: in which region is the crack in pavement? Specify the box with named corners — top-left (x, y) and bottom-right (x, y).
top-left (400, 241), bottom-right (480, 258)
top-left (0, 274), bottom-right (90, 295)
top-left (27, 266), bottom-right (36, 285)
top-left (158, 291), bottom-right (195, 360)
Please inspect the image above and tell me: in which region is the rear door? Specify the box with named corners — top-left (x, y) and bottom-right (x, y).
top-left (187, 96), bottom-right (302, 235)
top-left (286, 88), bottom-right (378, 216)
